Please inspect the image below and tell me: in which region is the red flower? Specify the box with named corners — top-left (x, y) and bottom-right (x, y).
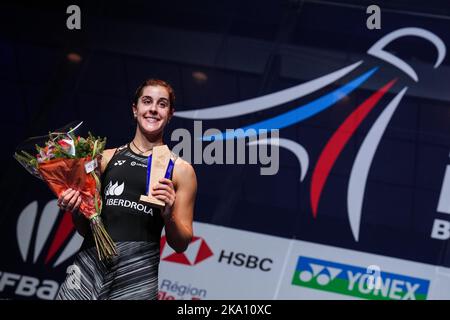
top-left (58, 140), bottom-right (70, 147)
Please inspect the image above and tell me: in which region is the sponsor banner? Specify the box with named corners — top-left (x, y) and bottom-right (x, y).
top-left (158, 221), bottom-right (289, 299)
top-left (291, 256), bottom-right (429, 300)
top-left (276, 240), bottom-right (450, 300)
top-left (3, 201), bottom-right (450, 300)
top-left (160, 222), bottom-right (450, 300)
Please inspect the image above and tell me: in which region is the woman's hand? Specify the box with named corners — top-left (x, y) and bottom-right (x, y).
top-left (151, 178), bottom-right (176, 218)
top-left (57, 188), bottom-right (82, 212)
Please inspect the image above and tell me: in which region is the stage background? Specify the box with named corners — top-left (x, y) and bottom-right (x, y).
top-left (1, 0), bottom-right (450, 300)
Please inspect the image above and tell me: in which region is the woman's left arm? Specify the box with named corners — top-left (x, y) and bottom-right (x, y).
top-left (151, 160), bottom-right (197, 253)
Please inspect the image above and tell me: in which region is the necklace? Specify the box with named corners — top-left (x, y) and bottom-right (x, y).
top-left (131, 140), bottom-right (153, 155)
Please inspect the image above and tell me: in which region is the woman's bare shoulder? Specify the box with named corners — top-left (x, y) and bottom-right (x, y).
top-left (100, 148), bottom-right (117, 173)
top-left (173, 157), bottom-right (196, 185)
top-left (103, 148), bottom-right (117, 158)
top-left (174, 156), bottom-right (194, 171)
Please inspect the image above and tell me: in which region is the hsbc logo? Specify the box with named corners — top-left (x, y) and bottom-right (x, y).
top-left (0, 200), bottom-right (83, 300)
top-left (160, 236), bottom-right (213, 265)
top-left (218, 250), bottom-right (273, 272)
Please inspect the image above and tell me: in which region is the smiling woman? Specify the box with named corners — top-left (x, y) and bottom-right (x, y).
top-left (132, 79), bottom-right (176, 141)
top-left (55, 79), bottom-right (197, 300)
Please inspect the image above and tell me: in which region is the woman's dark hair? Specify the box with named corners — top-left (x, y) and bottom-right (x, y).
top-left (133, 79), bottom-right (175, 109)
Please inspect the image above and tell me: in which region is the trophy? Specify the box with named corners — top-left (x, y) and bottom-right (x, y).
top-left (140, 144), bottom-right (174, 208)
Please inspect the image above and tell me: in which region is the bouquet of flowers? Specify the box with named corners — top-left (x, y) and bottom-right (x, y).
top-left (14, 121), bottom-right (117, 261)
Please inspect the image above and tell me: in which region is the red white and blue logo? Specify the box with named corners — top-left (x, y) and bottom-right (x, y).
top-left (175, 27), bottom-right (447, 242)
top-left (16, 200), bottom-right (82, 267)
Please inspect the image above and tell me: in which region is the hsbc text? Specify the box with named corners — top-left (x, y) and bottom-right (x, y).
top-left (218, 250), bottom-right (273, 271)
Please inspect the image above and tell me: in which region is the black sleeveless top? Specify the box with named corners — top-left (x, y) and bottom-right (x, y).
top-left (81, 144), bottom-right (177, 250)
